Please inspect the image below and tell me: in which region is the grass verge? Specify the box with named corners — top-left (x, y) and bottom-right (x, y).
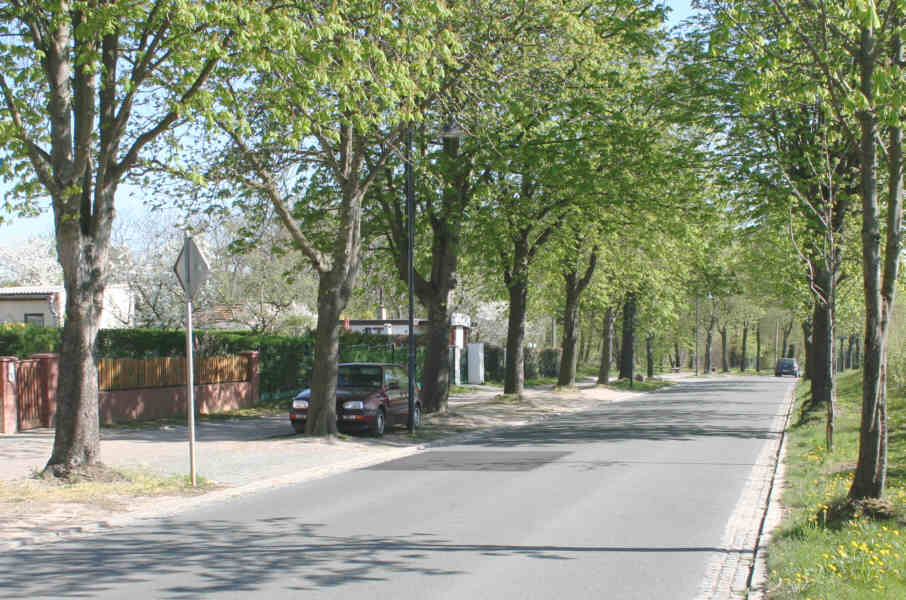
top-left (0, 468), bottom-right (216, 509)
top-left (766, 369), bottom-right (906, 599)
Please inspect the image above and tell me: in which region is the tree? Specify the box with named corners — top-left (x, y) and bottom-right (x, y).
top-left (0, 2), bottom-right (240, 478)
top-left (368, 0), bottom-right (666, 408)
top-left (189, 1), bottom-right (457, 432)
top-left (206, 219), bottom-right (318, 334)
top-left (0, 236), bottom-right (62, 286)
top-left (704, 0), bottom-right (906, 500)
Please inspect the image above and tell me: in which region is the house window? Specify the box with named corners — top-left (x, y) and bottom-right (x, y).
top-left (24, 313), bottom-right (45, 327)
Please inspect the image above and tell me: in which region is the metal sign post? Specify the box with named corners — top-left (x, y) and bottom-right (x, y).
top-left (173, 235), bottom-right (210, 487)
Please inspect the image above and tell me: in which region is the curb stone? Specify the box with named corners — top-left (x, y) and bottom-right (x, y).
top-left (695, 383), bottom-right (795, 599)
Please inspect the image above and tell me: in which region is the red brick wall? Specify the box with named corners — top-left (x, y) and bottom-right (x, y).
top-left (98, 381), bottom-right (254, 425)
top-left (0, 357), bottom-right (17, 434)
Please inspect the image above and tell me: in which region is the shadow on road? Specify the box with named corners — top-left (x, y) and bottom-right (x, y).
top-left (0, 519), bottom-right (753, 598)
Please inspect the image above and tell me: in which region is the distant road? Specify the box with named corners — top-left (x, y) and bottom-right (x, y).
top-left (0, 377), bottom-right (794, 599)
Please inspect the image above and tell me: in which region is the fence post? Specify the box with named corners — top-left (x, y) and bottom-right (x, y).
top-left (32, 354), bottom-right (59, 428)
top-left (0, 357), bottom-right (18, 434)
top-left (240, 351), bottom-right (260, 407)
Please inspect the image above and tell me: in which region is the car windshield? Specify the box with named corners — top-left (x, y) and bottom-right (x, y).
top-left (779, 359), bottom-right (795, 367)
top-left (337, 366), bottom-right (383, 389)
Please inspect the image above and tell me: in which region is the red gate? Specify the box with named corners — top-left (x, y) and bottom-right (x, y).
top-left (16, 359), bottom-right (43, 430)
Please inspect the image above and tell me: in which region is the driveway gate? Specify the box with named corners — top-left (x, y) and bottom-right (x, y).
top-left (15, 359), bottom-right (43, 430)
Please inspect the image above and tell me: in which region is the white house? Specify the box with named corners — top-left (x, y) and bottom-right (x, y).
top-left (0, 285), bottom-right (135, 328)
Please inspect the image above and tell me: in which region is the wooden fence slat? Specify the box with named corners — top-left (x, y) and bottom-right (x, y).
top-left (98, 354), bottom-right (249, 391)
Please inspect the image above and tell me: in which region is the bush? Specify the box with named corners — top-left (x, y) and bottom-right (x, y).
top-left (523, 346), bottom-right (539, 380)
top-left (96, 328), bottom-right (185, 358)
top-left (484, 344), bottom-right (505, 382)
top-left (0, 323), bottom-right (61, 357)
top-left (539, 348), bottom-right (561, 378)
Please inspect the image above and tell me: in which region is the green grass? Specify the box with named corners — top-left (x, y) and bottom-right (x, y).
top-left (0, 468), bottom-right (216, 507)
top-left (766, 370), bottom-right (906, 599)
top-left (577, 365), bottom-right (600, 379)
top-left (449, 383), bottom-right (502, 395)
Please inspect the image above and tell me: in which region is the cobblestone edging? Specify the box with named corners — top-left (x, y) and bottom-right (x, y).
top-left (695, 384), bottom-right (795, 599)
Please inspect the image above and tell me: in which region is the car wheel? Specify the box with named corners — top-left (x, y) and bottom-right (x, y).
top-left (292, 422), bottom-right (305, 434)
top-left (412, 404), bottom-right (421, 428)
top-left (372, 409), bottom-right (385, 437)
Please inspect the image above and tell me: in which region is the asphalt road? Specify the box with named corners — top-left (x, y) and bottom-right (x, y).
top-left (0, 377), bottom-right (793, 599)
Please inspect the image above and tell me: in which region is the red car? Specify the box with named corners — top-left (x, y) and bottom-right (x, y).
top-left (289, 363), bottom-right (420, 436)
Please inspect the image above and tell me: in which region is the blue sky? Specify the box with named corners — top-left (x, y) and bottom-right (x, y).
top-left (0, 0), bottom-right (699, 246)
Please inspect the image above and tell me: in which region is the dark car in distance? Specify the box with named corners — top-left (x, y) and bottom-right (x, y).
top-left (774, 358), bottom-right (799, 377)
top-left (289, 363), bottom-right (420, 436)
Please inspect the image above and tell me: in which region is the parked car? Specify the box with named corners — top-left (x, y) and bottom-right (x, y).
top-left (289, 363), bottom-right (420, 436)
top-left (774, 358), bottom-right (800, 377)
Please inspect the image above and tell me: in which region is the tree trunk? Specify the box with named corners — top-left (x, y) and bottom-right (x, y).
top-left (558, 252), bottom-right (597, 387)
top-left (851, 23), bottom-right (898, 501)
top-left (720, 326), bottom-right (729, 372)
top-left (620, 293), bottom-right (637, 379)
top-left (646, 334), bottom-right (654, 379)
top-left (674, 341), bottom-right (681, 370)
top-left (421, 299), bottom-right (452, 414)
top-left (809, 281), bottom-right (836, 450)
top-left (558, 283), bottom-right (581, 388)
top-left (802, 318), bottom-right (813, 381)
top-left (578, 324), bottom-right (588, 366)
top-left (781, 320), bottom-right (793, 361)
top-left (306, 280), bottom-right (344, 436)
top-left (46, 224), bottom-right (108, 476)
top-left (704, 309), bottom-right (716, 374)
top-left (598, 307), bottom-right (615, 385)
top-left (504, 281), bottom-right (527, 395)
top-left (847, 335), bottom-right (856, 370)
top-left (755, 322), bottom-right (762, 372)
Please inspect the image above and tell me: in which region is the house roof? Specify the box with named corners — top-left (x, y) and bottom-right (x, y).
top-left (0, 286), bottom-right (62, 298)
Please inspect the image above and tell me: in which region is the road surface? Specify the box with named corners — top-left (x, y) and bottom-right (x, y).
top-left (0, 377), bottom-right (793, 599)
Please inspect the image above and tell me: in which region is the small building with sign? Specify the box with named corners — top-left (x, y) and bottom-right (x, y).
top-left (342, 312), bottom-right (471, 349)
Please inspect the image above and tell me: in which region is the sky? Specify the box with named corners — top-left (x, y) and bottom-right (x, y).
top-left (0, 0), bottom-right (699, 248)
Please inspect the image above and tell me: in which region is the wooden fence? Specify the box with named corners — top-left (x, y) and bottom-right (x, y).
top-left (98, 355), bottom-right (250, 391)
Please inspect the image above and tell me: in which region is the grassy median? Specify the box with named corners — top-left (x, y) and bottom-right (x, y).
top-left (766, 370), bottom-right (906, 599)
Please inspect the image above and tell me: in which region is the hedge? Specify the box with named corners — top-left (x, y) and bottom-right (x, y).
top-left (0, 323), bottom-right (61, 358)
top-left (484, 344), bottom-right (505, 382)
top-left (539, 348), bottom-right (561, 378)
top-left (0, 325), bottom-right (425, 397)
top-left (523, 346), bottom-right (539, 380)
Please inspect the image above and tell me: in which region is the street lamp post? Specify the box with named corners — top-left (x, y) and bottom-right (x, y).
top-left (406, 126), bottom-right (417, 434)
